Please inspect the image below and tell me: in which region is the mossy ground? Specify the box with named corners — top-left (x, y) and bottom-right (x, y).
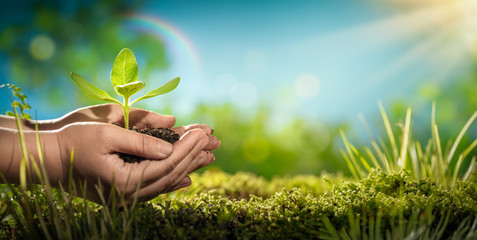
top-left (1, 169), bottom-right (476, 239)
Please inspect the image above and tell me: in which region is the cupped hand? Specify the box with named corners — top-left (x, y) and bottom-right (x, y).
top-left (55, 103), bottom-right (176, 129)
top-left (59, 103), bottom-right (221, 155)
top-left (55, 122), bottom-right (217, 204)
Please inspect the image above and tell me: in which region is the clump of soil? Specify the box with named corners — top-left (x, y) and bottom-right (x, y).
top-left (120, 126), bottom-right (179, 163)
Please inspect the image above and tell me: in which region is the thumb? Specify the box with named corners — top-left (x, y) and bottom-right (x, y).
top-left (107, 126), bottom-right (173, 160)
top-left (129, 108), bottom-right (176, 129)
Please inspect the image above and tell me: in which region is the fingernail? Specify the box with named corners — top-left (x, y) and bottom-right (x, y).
top-left (160, 142), bottom-right (173, 156)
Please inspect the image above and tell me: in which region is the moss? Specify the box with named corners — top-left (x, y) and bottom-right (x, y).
top-left (1, 169), bottom-right (476, 239)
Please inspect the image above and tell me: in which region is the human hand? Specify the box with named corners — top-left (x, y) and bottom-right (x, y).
top-left (0, 103), bottom-right (175, 131)
top-left (54, 122), bottom-right (218, 204)
top-left (57, 103), bottom-right (221, 163)
top-left (57, 103), bottom-right (221, 168)
top-left (3, 104), bottom-right (218, 143)
top-left (60, 104), bottom-right (219, 140)
top-left (0, 103), bottom-right (221, 203)
top-left (53, 103), bottom-right (176, 130)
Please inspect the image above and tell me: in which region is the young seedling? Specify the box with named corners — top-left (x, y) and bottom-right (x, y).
top-left (70, 48), bottom-right (180, 129)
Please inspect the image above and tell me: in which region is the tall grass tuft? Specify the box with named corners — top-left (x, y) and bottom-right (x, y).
top-left (319, 205), bottom-right (477, 240)
top-left (341, 102), bottom-right (477, 188)
top-left (0, 84), bottom-right (143, 239)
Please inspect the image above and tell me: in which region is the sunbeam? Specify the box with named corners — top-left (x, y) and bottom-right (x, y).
top-left (311, 0), bottom-right (477, 102)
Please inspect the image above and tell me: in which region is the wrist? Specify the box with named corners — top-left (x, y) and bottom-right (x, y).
top-left (0, 127), bottom-right (19, 183)
top-left (39, 129), bottom-right (67, 187)
top-left (0, 128), bottom-right (65, 186)
top-left (24, 130), bottom-right (64, 186)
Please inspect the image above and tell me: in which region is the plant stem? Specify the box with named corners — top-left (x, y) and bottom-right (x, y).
top-left (12, 105), bottom-right (28, 190)
top-left (123, 96), bottom-right (131, 129)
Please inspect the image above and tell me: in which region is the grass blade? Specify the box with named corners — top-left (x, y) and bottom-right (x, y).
top-left (379, 102), bottom-right (399, 161)
top-left (446, 110), bottom-right (477, 165)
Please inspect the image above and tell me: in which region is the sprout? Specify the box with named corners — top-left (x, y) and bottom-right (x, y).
top-left (70, 48), bottom-right (179, 129)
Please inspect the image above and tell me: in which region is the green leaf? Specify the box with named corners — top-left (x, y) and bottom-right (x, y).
top-left (70, 72), bottom-right (121, 104)
top-left (110, 48), bottom-right (138, 89)
top-left (131, 77), bottom-right (180, 105)
top-left (115, 81), bottom-right (145, 98)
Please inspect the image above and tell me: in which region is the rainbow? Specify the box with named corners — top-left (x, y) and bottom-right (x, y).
top-left (121, 13), bottom-right (200, 74)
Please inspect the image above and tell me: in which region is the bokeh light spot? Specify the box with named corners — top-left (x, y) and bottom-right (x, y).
top-left (215, 73), bottom-right (238, 96)
top-left (242, 136), bottom-right (270, 163)
top-left (29, 35), bottom-right (55, 61)
top-left (294, 73), bottom-right (320, 99)
top-left (244, 49), bottom-right (268, 72)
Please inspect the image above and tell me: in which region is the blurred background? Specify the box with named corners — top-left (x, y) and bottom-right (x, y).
top-left (0, 0), bottom-right (476, 178)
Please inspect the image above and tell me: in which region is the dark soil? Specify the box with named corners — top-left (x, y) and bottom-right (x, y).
top-left (120, 126), bottom-right (179, 163)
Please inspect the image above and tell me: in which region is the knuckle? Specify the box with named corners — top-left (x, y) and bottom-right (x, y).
top-left (164, 162), bottom-right (175, 175)
top-left (141, 137), bottom-right (158, 158)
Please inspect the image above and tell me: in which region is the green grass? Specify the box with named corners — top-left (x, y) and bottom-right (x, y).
top-left (0, 91), bottom-right (476, 239)
top-left (1, 169), bottom-right (476, 239)
top-left (341, 102), bottom-right (477, 188)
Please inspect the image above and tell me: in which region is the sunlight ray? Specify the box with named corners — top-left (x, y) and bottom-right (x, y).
top-left (312, 3), bottom-right (457, 51)
top-left (309, 0), bottom-right (477, 103)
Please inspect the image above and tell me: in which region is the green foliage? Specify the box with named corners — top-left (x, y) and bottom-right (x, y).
top-left (0, 0), bottom-right (168, 107)
top-left (166, 170), bottom-right (345, 200)
top-left (70, 48), bottom-right (180, 128)
top-left (341, 102), bottom-right (477, 188)
top-left (179, 103), bottom-right (348, 178)
top-left (391, 67), bottom-right (477, 172)
top-left (1, 170), bottom-right (476, 239)
top-left (0, 84), bottom-right (31, 120)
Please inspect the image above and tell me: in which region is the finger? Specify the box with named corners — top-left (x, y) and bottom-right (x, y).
top-left (122, 149), bottom-right (210, 200)
top-left (106, 126), bottom-right (173, 160)
top-left (162, 150), bottom-right (208, 192)
top-left (204, 136), bottom-right (221, 151)
top-left (134, 129), bottom-right (209, 197)
top-left (193, 151), bottom-right (215, 172)
top-left (182, 151), bottom-right (215, 176)
top-left (173, 125), bottom-right (220, 150)
top-left (125, 176), bottom-right (191, 203)
top-left (163, 176), bottom-right (192, 194)
top-left (172, 124), bottom-right (213, 136)
top-left (129, 108), bottom-right (176, 129)
top-left (133, 129), bottom-right (209, 183)
top-left (164, 150), bottom-right (214, 192)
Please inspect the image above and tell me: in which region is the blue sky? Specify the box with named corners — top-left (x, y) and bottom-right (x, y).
top-left (144, 0), bottom-right (399, 119)
top-left (138, 0), bottom-right (476, 124)
top-left (1, 0), bottom-right (476, 125)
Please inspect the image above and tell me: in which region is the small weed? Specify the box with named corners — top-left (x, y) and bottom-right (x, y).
top-left (0, 83), bottom-right (31, 120)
